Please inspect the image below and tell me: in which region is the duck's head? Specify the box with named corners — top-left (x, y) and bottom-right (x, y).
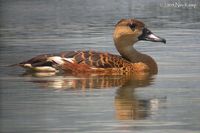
top-left (113, 19), bottom-right (166, 46)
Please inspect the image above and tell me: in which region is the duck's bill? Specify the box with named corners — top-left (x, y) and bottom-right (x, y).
top-left (138, 28), bottom-right (166, 44)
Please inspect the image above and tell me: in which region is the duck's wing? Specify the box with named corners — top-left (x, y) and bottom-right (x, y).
top-left (59, 51), bottom-right (132, 74)
top-left (18, 51), bottom-right (76, 67)
top-left (16, 51), bottom-right (77, 72)
top-left (71, 51), bottom-right (127, 68)
top-left (16, 51), bottom-right (130, 73)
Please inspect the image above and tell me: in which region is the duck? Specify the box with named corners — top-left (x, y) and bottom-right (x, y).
top-left (14, 19), bottom-right (166, 75)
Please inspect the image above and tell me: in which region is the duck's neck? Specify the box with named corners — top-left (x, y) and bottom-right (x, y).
top-left (114, 41), bottom-right (158, 73)
top-left (115, 44), bottom-right (141, 62)
top-left (114, 39), bottom-right (143, 62)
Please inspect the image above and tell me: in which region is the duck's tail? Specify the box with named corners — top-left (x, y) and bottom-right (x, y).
top-left (8, 63), bottom-right (22, 67)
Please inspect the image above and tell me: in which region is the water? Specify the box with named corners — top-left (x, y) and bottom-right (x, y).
top-left (0, 0), bottom-right (200, 132)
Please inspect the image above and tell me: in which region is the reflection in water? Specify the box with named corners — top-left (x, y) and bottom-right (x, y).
top-left (115, 75), bottom-right (156, 120)
top-left (23, 72), bottom-right (164, 120)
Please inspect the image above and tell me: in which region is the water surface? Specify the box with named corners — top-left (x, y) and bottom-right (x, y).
top-left (0, 0), bottom-right (200, 133)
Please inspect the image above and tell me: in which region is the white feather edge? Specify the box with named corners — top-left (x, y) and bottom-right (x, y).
top-left (47, 56), bottom-right (65, 64)
top-left (63, 58), bottom-right (75, 63)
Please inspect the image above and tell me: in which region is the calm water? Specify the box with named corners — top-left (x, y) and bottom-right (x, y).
top-left (0, 0), bottom-right (200, 133)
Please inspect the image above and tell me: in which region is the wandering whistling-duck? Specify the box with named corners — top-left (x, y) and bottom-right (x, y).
top-left (14, 19), bottom-right (166, 74)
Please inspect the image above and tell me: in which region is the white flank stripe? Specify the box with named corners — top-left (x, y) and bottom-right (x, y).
top-left (63, 58), bottom-right (74, 63)
top-left (47, 56), bottom-right (65, 65)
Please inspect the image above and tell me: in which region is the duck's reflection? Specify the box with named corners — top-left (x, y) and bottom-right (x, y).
top-left (22, 72), bottom-right (165, 120)
top-left (115, 75), bottom-right (155, 120)
top-left (23, 72), bottom-right (148, 90)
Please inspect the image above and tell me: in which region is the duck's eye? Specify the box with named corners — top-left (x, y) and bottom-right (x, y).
top-left (129, 23), bottom-right (136, 30)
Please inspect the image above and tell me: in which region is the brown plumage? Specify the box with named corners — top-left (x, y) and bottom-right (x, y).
top-left (14, 19), bottom-right (166, 74)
